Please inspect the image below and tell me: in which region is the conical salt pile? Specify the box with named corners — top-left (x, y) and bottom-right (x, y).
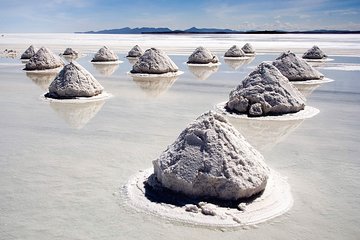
top-left (91, 46), bottom-right (118, 62)
top-left (24, 47), bottom-right (64, 71)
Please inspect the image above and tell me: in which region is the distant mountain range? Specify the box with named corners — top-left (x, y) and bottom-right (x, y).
top-left (77, 27), bottom-right (360, 34)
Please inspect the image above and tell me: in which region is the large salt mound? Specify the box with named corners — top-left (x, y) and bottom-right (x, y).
top-left (91, 46), bottom-right (118, 62)
top-left (45, 62), bottom-right (103, 99)
top-left (187, 47), bottom-right (219, 64)
top-left (241, 43), bottom-right (255, 54)
top-left (24, 47), bottom-right (64, 71)
top-left (224, 45), bottom-right (245, 57)
top-left (127, 45), bottom-right (144, 57)
top-left (131, 48), bottom-right (178, 74)
top-left (152, 111), bottom-right (270, 201)
top-left (273, 51), bottom-right (324, 81)
top-left (302, 45), bottom-right (327, 59)
top-left (226, 62), bottom-right (305, 117)
top-left (21, 45), bottom-right (37, 59)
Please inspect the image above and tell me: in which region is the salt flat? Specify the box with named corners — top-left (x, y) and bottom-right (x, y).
top-left (0, 34), bottom-right (359, 240)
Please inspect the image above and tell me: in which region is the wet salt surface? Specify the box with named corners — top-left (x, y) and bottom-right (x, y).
top-left (0, 34), bottom-right (359, 240)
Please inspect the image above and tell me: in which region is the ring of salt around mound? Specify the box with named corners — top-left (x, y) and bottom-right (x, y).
top-left (122, 168), bottom-right (292, 227)
top-left (41, 91), bottom-right (112, 103)
top-left (91, 60), bottom-right (123, 65)
top-left (23, 66), bottom-right (63, 73)
top-left (244, 53), bottom-right (256, 57)
top-left (186, 62), bottom-right (221, 67)
top-left (215, 102), bottom-right (319, 121)
top-left (290, 77), bottom-right (334, 85)
top-left (127, 71), bottom-right (184, 78)
top-left (303, 58), bottom-right (334, 62)
top-left (223, 56), bottom-right (252, 60)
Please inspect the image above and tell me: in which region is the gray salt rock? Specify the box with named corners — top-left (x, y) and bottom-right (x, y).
top-left (224, 45), bottom-right (245, 57)
top-left (46, 61), bottom-right (103, 99)
top-left (187, 47), bottom-right (219, 64)
top-left (226, 62), bottom-right (305, 116)
top-left (127, 45), bottom-right (144, 57)
top-left (152, 111), bottom-right (270, 201)
top-left (131, 48), bottom-right (178, 74)
top-left (302, 45), bottom-right (327, 59)
top-left (185, 204), bottom-right (199, 213)
top-left (273, 51), bottom-right (324, 81)
top-left (24, 47), bottom-right (64, 70)
top-left (91, 46), bottom-right (118, 62)
top-left (63, 48), bottom-right (79, 56)
top-left (21, 45), bottom-right (37, 59)
top-left (241, 43), bottom-right (255, 54)
top-left (200, 203), bottom-right (217, 216)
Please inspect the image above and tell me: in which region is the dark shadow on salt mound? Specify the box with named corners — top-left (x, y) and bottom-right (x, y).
top-left (93, 63), bottom-right (119, 76)
top-left (224, 45), bottom-right (246, 58)
top-left (302, 45), bottom-right (327, 60)
top-left (150, 111), bottom-right (270, 201)
top-left (49, 100), bottom-right (105, 129)
top-left (226, 62), bottom-right (306, 117)
top-left (187, 47), bottom-right (219, 64)
top-left (242, 43), bottom-right (255, 55)
top-left (44, 61), bottom-right (104, 99)
top-left (187, 65), bottom-right (219, 80)
top-left (21, 45), bottom-right (37, 60)
top-left (24, 47), bottom-right (64, 71)
top-left (91, 46), bottom-right (118, 62)
top-left (25, 71), bottom-right (57, 90)
top-left (130, 48), bottom-right (179, 74)
top-left (127, 45), bottom-right (144, 58)
top-left (131, 75), bottom-right (178, 97)
top-left (273, 51), bottom-right (324, 81)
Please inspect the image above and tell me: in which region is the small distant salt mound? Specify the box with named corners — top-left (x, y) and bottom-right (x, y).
top-left (24, 47), bottom-right (64, 71)
top-left (127, 45), bottom-right (144, 57)
top-left (241, 43), bottom-right (255, 54)
top-left (91, 46), bottom-right (118, 62)
top-left (152, 111), bottom-right (270, 201)
top-left (273, 51), bottom-right (324, 81)
top-left (302, 45), bottom-right (327, 59)
top-left (224, 45), bottom-right (245, 57)
top-left (131, 48), bottom-right (179, 74)
top-left (187, 47), bottom-right (219, 64)
top-left (21, 45), bottom-right (37, 59)
top-left (45, 61), bottom-right (103, 99)
top-left (63, 48), bottom-right (79, 57)
top-left (226, 62), bottom-right (305, 117)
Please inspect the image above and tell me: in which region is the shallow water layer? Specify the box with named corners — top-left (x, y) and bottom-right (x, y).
top-left (0, 34), bottom-right (359, 240)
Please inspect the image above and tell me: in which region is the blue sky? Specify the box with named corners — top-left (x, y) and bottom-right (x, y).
top-left (0, 0), bottom-right (359, 32)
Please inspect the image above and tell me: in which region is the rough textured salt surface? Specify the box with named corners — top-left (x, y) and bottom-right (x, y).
top-left (187, 47), bottom-right (219, 64)
top-left (91, 46), bottom-right (118, 62)
top-left (24, 47), bottom-right (64, 70)
top-left (46, 61), bottom-right (103, 99)
top-left (226, 62), bottom-right (305, 117)
top-left (127, 45), bottom-right (144, 57)
top-left (302, 45), bottom-right (327, 59)
top-left (242, 43), bottom-right (255, 54)
top-left (152, 111), bottom-right (270, 201)
top-left (63, 48), bottom-right (79, 56)
top-left (131, 48), bottom-right (178, 74)
top-left (21, 45), bottom-right (37, 59)
top-left (224, 45), bottom-right (246, 57)
top-left (273, 51), bottom-right (324, 81)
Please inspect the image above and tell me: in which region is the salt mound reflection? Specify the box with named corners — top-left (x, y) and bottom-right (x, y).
top-left (49, 100), bottom-right (105, 129)
top-left (25, 72), bottom-right (57, 90)
top-left (228, 118), bottom-right (304, 152)
top-left (92, 63), bottom-right (119, 76)
top-left (224, 57), bottom-right (254, 70)
top-left (131, 75), bottom-right (178, 97)
top-left (187, 65), bottom-right (219, 80)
